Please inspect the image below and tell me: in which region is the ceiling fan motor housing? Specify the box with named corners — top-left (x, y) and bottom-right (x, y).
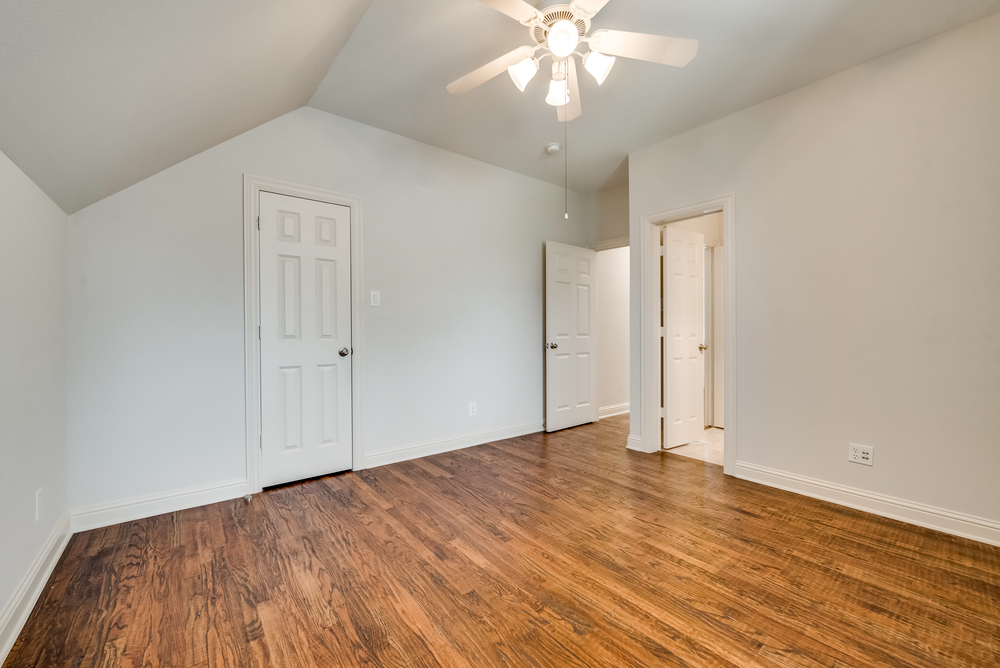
top-left (531, 4), bottom-right (591, 49)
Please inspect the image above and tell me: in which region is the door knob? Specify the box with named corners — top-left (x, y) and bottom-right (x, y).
top-left (339, 347), bottom-right (349, 357)
top-left (545, 343), bottom-right (558, 349)
top-left (699, 343), bottom-right (708, 352)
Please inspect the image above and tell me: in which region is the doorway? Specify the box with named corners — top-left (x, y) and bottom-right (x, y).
top-left (243, 176), bottom-right (365, 494)
top-left (631, 194), bottom-right (736, 473)
top-left (595, 243), bottom-right (630, 420)
top-left (660, 212), bottom-right (725, 464)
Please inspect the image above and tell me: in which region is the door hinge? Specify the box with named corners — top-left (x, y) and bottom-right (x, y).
top-left (659, 246), bottom-right (664, 256)
top-left (659, 407), bottom-right (664, 419)
top-left (257, 215), bottom-right (260, 230)
top-left (659, 327), bottom-right (664, 338)
top-left (258, 325), bottom-right (261, 340)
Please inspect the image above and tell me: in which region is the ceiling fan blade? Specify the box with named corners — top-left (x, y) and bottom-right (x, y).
top-left (557, 57), bottom-right (582, 122)
top-left (446, 46), bottom-right (535, 94)
top-left (569, 0), bottom-right (611, 19)
top-left (478, 0), bottom-right (540, 23)
top-left (588, 30), bottom-right (698, 67)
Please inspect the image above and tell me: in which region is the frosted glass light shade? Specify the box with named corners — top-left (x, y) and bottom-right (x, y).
top-left (507, 57), bottom-right (538, 92)
top-left (545, 78), bottom-right (569, 106)
top-left (547, 20), bottom-right (579, 58)
top-left (583, 50), bottom-right (615, 85)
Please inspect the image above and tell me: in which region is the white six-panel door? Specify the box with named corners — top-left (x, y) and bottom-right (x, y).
top-left (259, 192), bottom-right (352, 486)
top-left (545, 241), bottom-right (598, 432)
top-left (663, 225), bottom-right (705, 449)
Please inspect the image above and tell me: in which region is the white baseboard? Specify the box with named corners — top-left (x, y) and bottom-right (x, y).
top-left (598, 402), bottom-right (629, 419)
top-left (365, 422), bottom-right (543, 469)
top-left (733, 461), bottom-right (1000, 547)
top-left (70, 478), bottom-right (249, 533)
top-left (626, 434), bottom-right (658, 453)
top-left (1, 512), bottom-right (72, 664)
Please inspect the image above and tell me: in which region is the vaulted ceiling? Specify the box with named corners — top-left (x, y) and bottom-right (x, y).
top-left (0, 0), bottom-right (374, 213)
top-left (2, 0), bottom-right (999, 213)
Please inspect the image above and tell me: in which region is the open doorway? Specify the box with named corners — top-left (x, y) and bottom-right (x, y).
top-left (595, 243), bottom-right (630, 420)
top-left (660, 212), bottom-right (724, 465)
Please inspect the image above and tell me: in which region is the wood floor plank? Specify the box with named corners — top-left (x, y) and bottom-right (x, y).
top-left (5, 415), bottom-right (999, 667)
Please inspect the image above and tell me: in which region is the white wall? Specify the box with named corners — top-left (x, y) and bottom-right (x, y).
top-left (596, 246), bottom-right (629, 416)
top-left (630, 13), bottom-right (1000, 530)
top-left (66, 107), bottom-right (597, 511)
top-left (0, 149), bottom-right (69, 658)
top-left (594, 183), bottom-right (629, 243)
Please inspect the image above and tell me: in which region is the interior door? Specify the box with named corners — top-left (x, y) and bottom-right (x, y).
top-left (259, 191), bottom-right (352, 487)
top-left (663, 225), bottom-right (705, 448)
top-left (545, 241), bottom-right (598, 432)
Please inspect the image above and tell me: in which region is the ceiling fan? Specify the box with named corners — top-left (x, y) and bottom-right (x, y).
top-left (446, 0), bottom-right (698, 121)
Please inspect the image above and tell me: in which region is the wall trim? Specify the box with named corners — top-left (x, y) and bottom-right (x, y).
top-left (70, 479), bottom-right (248, 533)
top-left (734, 461), bottom-right (1000, 547)
top-left (366, 422), bottom-right (543, 469)
top-left (243, 175), bottom-right (366, 492)
top-left (635, 194), bottom-right (737, 474)
top-left (0, 512), bottom-right (72, 664)
top-left (590, 235), bottom-right (629, 251)
top-left (626, 434), bottom-right (655, 453)
top-left (598, 402), bottom-right (630, 419)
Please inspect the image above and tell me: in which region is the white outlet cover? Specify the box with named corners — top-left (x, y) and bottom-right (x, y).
top-left (469, 402), bottom-right (476, 416)
top-left (849, 443), bottom-right (874, 466)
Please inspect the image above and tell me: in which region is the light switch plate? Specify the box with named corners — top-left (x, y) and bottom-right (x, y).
top-left (370, 291), bottom-right (380, 307)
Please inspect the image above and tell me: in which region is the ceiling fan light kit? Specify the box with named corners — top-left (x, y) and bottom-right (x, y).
top-left (507, 56), bottom-right (539, 91)
top-left (545, 61), bottom-right (570, 106)
top-left (547, 19), bottom-right (580, 58)
top-left (546, 78), bottom-right (569, 106)
top-left (582, 50), bottom-right (615, 85)
top-left (447, 0), bottom-right (699, 121)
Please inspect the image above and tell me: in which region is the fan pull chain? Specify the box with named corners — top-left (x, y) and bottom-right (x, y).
top-left (564, 82), bottom-right (569, 220)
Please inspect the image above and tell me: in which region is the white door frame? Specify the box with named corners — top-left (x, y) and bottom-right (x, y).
top-left (631, 193), bottom-right (737, 474)
top-left (704, 245), bottom-right (715, 428)
top-left (243, 175), bottom-right (365, 493)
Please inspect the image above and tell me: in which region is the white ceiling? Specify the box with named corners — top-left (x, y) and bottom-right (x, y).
top-left (309, 0), bottom-right (1000, 194)
top-left (2, 1), bottom-right (999, 212)
top-left (0, 0), bottom-right (373, 213)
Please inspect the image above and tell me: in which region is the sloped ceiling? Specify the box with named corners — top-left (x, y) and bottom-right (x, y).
top-left (309, 0), bottom-right (1000, 194)
top-left (0, 0), bottom-right (373, 213)
top-left (3, 1), bottom-right (1000, 211)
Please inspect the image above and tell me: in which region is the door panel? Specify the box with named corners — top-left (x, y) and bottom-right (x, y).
top-left (663, 226), bottom-right (705, 448)
top-left (260, 192), bottom-right (352, 486)
top-left (545, 241), bottom-right (598, 432)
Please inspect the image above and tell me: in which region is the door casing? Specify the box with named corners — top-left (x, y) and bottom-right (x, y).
top-left (244, 175), bottom-right (365, 493)
top-left (630, 194), bottom-right (737, 475)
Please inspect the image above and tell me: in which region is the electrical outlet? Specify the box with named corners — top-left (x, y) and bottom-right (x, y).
top-left (469, 402), bottom-right (477, 417)
top-left (35, 488), bottom-right (42, 522)
top-left (849, 443), bottom-right (873, 466)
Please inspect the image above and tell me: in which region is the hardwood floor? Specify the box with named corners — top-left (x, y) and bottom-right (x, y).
top-left (6, 415), bottom-right (999, 667)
